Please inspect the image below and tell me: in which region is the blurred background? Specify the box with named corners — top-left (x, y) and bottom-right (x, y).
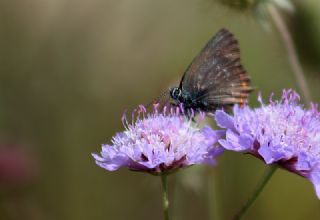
top-left (0, 0), bottom-right (319, 219)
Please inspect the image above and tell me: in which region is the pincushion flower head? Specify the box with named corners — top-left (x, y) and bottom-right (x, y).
top-left (215, 89), bottom-right (320, 198)
top-left (92, 104), bottom-right (224, 175)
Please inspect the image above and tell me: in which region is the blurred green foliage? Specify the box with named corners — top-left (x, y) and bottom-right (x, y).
top-left (216, 0), bottom-right (256, 10)
top-left (0, 0), bottom-right (319, 220)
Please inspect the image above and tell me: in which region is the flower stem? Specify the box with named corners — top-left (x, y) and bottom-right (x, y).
top-left (267, 4), bottom-right (312, 105)
top-left (208, 169), bottom-right (221, 220)
top-left (161, 174), bottom-right (169, 220)
top-left (233, 165), bottom-right (277, 220)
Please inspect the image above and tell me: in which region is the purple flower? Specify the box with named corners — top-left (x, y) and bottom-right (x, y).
top-left (215, 89), bottom-right (320, 199)
top-left (92, 104), bottom-right (224, 174)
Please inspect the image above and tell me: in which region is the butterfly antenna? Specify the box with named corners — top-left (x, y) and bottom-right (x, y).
top-left (146, 91), bottom-right (169, 109)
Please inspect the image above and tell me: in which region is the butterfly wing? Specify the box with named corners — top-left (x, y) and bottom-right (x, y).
top-left (180, 28), bottom-right (253, 111)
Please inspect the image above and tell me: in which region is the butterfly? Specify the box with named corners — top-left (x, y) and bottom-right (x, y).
top-left (169, 28), bottom-right (253, 115)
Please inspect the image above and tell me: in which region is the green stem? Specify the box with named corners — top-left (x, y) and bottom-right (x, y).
top-left (161, 175), bottom-right (169, 220)
top-left (233, 165), bottom-right (277, 220)
top-left (208, 169), bottom-right (220, 220)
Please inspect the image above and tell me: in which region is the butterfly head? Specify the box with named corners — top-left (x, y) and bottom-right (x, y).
top-left (170, 87), bottom-right (182, 101)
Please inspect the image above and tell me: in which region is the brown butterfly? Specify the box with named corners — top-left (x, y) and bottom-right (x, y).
top-left (169, 28), bottom-right (253, 115)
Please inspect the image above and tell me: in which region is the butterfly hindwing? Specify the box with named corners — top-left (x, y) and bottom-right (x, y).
top-left (179, 28), bottom-right (253, 111)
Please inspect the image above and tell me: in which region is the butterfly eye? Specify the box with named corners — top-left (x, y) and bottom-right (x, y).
top-left (170, 87), bottom-right (181, 100)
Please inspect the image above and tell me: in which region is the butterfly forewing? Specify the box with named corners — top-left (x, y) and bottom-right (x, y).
top-left (180, 28), bottom-right (253, 111)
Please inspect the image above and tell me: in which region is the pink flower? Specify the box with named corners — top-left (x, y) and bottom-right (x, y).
top-left (92, 105), bottom-right (224, 174)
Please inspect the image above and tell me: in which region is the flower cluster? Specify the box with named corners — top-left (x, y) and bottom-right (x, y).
top-left (92, 105), bottom-right (224, 175)
top-left (215, 90), bottom-right (320, 198)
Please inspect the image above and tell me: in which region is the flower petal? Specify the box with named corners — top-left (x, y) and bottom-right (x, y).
top-left (220, 130), bottom-right (250, 151)
top-left (215, 110), bottom-right (235, 130)
top-left (258, 143), bottom-right (275, 164)
top-left (310, 167), bottom-right (320, 199)
top-left (296, 152), bottom-right (312, 171)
